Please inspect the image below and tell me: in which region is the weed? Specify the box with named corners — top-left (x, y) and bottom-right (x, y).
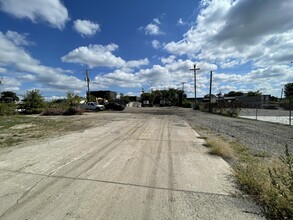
top-left (202, 143), bottom-right (212, 148)
top-left (198, 126), bottom-right (293, 219)
top-left (266, 145), bottom-right (293, 219)
top-left (202, 137), bottom-right (234, 159)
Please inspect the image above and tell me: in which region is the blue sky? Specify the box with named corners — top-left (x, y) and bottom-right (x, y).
top-left (0, 0), bottom-right (293, 100)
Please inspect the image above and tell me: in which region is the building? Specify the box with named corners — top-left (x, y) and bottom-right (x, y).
top-left (88, 90), bottom-right (116, 101)
top-left (236, 95), bottom-right (270, 108)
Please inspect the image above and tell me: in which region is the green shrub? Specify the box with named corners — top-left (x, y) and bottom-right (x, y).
top-left (22, 90), bottom-right (45, 114)
top-left (267, 145), bottom-right (293, 219)
top-left (41, 108), bottom-right (66, 116)
top-left (182, 102), bottom-right (192, 108)
top-left (41, 107), bottom-right (84, 116)
top-left (0, 103), bottom-right (17, 116)
top-left (235, 146), bottom-right (293, 219)
top-left (62, 107), bottom-right (84, 115)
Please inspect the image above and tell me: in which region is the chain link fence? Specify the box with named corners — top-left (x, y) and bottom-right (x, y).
top-left (239, 108), bottom-right (292, 126)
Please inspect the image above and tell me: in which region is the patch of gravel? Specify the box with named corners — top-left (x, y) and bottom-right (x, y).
top-left (179, 110), bottom-right (293, 157)
top-left (125, 107), bottom-right (293, 157)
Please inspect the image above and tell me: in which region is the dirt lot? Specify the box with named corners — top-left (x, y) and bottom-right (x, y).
top-left (0, 108), bottom-right (263, 219)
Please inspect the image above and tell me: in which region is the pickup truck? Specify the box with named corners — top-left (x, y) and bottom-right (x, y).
top-left (80, 102), bottom-right (105, 111)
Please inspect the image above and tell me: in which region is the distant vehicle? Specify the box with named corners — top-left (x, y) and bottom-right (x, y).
top-left (160, 100), bottom-right (171, 107)
top-left (105, 102), bottom-right (125, 111)
top-left (80, 102), bottom-right (105, 111)
top-left (15, 108), bottom-right (26, 113)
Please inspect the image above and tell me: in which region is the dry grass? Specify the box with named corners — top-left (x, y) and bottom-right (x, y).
top-left (206, 138), bottom-right (234, 159)
top-left (195, 127), bottom-right (293, 219)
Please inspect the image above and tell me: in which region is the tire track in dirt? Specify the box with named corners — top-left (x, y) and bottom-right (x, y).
top-left (142, 118), bottom-right (165, 220)
top-left (100, 118), bottom-right (160, 217)
top-left (0, 120), bottom-right (146, 219)
top-left (167, 118), bottom-right (175, 218)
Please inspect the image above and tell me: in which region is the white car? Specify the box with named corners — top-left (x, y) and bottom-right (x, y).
top-left (81, 102), bottom-right (105, 111)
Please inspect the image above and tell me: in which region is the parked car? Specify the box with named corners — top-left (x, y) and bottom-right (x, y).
top-left (80, 102), bottom-right (105, 111)
top-left (105, 102), bottom-right (125, 111)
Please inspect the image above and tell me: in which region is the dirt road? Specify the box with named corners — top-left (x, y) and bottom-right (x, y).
top-left (0, 109), bottom-right (263, 219)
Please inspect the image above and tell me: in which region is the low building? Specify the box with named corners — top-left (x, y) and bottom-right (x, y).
top-left (88, 90), bottom-right (116, 101)
top-left (236, 95), bottom-right (270, 108)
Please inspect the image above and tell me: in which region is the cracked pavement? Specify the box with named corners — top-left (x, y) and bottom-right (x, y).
top-left (0, 108), bottom-right (264, 219)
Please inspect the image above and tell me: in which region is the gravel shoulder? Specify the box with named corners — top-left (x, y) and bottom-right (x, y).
top-left (188, 111), bottom-right (292, 157)
top-left (125, 107), bottom-right (293, 157)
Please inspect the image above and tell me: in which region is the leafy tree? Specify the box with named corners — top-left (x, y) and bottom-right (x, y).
top-left (247, 90), bottom-right (262, 96)
top-left (22, 90), bottom-right (45, 114)
top-left (270, 96), bottom-right (278, 102)
top-left (67, 92), bottom-right (82, 106)
top-left (224, 91), bottom-right (244, 97)
top-left (120, 95), bottom-right (130, 104)
top-left (1, 91), bottom-right (19, 102)
top-left (284, 82), bottom-right (293, 99)
top-left (204, 94), bottom-right (216, 98)
top-left (140, 92), bottom-right (154, 105)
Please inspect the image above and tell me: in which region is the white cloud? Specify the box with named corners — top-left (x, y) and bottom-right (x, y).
top-left (165, 0), bottom-right (293, 68)
top-left (161, 0), bottom-right (293, 97)
top-left (62, 44), bottom-right (150, 71)
top-left (145, 24), bottom-right (161, 35)
top-left (125, 58), bottom-right (149, 69)
top-left (153, 18), bottom-right (161, 25)
top-left (0, 0), bottom-right (69, 29)
top-left (90, 58), bottom-right (218, 97)
top-left (161, 55), bottom-right (176, 64)
top-left (61, 44), bottom-right (126, 68)
top-left (0, 31), bottom-right (84, 94)
top-left (73, 19), bottom-right (101, 37)
top-left (152, 40), bottom-right (161, 49)
top-left (140, 18), bottom-right (164, 35)
top-left (177, 18), bottom-right (186, 26)
top-left (94, 69), bottom-right (142, 88)
top-left (0, 67), bottom-right (7, 73)
top-left (5, 30), bottom-right (33, 46)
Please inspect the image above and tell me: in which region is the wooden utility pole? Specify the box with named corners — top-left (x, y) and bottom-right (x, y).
top-left (85, 70), bottom-right (90, 102)
top-left (190, 64), bottom-right (200, 109)
top-left (209, 71), bottom-right (213, 113)
top-left (180, 82), bottom-right (186, 106)
top-left (181, 82), bottom-right (186, 92)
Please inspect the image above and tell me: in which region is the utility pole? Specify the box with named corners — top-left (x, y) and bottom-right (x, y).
top-left (181, 82), bottom-right (186, 92)
top-left (85, 69), bottom-right (90, 102)
top-left (0, 77), bottom-right (3, 94)
top-left (209, 71), bottom-right (213, 113)
top-left (190, 64), bottom-right (200, 109)
top-left (181, 82), bottom-right (186, 106)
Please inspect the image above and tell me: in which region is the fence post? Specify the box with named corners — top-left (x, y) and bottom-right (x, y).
top-left (289, 99), bottom-right (292, 126)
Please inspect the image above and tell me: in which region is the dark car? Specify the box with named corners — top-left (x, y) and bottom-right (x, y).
top-left (105, 102), bottom-right (125, 111)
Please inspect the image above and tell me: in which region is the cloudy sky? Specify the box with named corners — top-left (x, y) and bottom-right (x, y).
top-left (0, 0), bottom-right (293, 99)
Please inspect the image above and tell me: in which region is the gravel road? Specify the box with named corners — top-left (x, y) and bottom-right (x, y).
top-left (128, 107), bottom-right (293, 157)
top-left (186, 110), bottom-right (292, 157)
top-left (0, 109), bottom-right (263, 219)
